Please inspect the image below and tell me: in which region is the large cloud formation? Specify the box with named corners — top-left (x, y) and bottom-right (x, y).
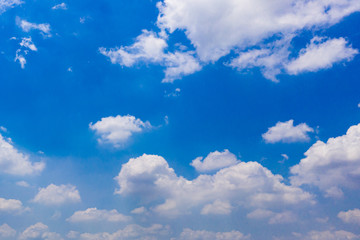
top-left (290, 123), bottom-right (360, 198)
top-left (115, 153), bottom-right (314, 217)
top-left (101, 0), bottom-right (360, 81)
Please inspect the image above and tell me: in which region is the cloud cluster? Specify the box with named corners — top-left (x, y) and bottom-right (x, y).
top-left (0, 197), bottom-right (27, 213)
top-left (338, 208), bottom-right (360, 225)
top-left (191, 149), bottom-right (239, 172)
top-left (115, 153), bottom-right (314, 217)
top-left (176, 228), bottom-right (250, 240)
top-left (17, 18), bottom-right (51, 37)
top-left (67, 208), bottom-right (131, 222)
top-left (0, 224), bottom-right (16, 238)
top-left (89, 115), bottom-right (152, 148)
top-left (100, 30), bottom-right (201, 83)
top-left (19, 223), bottom-right (63, 240)
top-left (102, 0), bottom-right (360, 81)
top-left (0, 0), bottom-right (22, 14)
top-left (33, 184), bottom-right (81, 205)
top-left (262, 120), bottom-right (314, 143)
top-left (0, 133), bottom-right (45, 176)
top-left (290, 123), bottom-right (360, 198)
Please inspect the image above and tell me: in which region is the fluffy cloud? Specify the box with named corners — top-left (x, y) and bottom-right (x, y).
top-left (0, 224), bottom-right (16, 238)
top-left (0, 133), bottom-right (45, 176)
top-left (0, 197), bottom-right (27, 213)
top-left (104, 0), bottom-right (360, 81)
top-left (247, 209), bottom-right (296, 224)
top-left (338, 209), bottom-right (360, 225)
top-left (0, 0), bottom-right (22, 14)
top-left (19, 223), bottom-right (63, 240)
top-left (67, 208), bottom-right (131, 222)
top-left (191, 149), bottom-right (239, 172)
top-left (302, 230), bottom-right (360, 240)
top-left (16, 18), bottom-right (51, 37)
top-left (100, 31), bottom-right (201, 83)
top-left (286, 37), bottom-right (358, 75)
top-left (200, 200), bottom-right (232, 215)
top-left (77, 224), bottom-right (170, 240)
top-left (177, 228), bottom-right (250, 240)
top-left (89, 115), bottom-right (152, 148)
top-left (262, 120), bottom-right (314, 143)
top-left (115, 153), bottom-right (314, 217)
top-left (52, 3), bottom-right (67, 10)
top-left (290, 123), bottom-right (360, 197)
top-left (14, 37), bottom-right (38, 69)
top-left (33, 184), bottom-right (81, 205)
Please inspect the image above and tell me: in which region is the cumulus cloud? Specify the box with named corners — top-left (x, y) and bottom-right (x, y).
top-left (0, 224), bottom-right (16, 238)
top-left (286, 37), bottom-right (358, 75)
top-left (191, 149), bottom-right (239, 172)
top-left (0, 133), bottom-right (45, 176)
top-left (77, 224), bottom-right (170, 240)
top-left (200, 200), bottom-right (232, 215)
top-left (19, 223), bottom-right (63, 240)
top-left (16, 18), bottom-right (51, 37)
top-left (246, 209), bottom-right (296, 224)
top-left (0, 0), bottom-right (22, 14)
top-left (177, 228), bottom-right (250, 240)
top-left (338, 209), bottom-right (360, 225)
top-left (0, 197), bottom-right (27, 213)
top-left (89, 115), bottom-right (152, 148)
top-left (67, 208), bottom-right (131, 222)
top-left (262, 120), bottom-right (314, 143)
top-left (52, 3), bottom-right (67, 10)
top-left (103, 0), bottom-right (360, 81)
top-left (14, 37), bottom-right (38, 69)
top-left (33, 184), bottom-right (81, 205)
top-left (302, 230), bottom-right (360, 240)
top-left (100, 30), bottom-right (201, 83)
top-left (115, 153), bottom-right (314, 217)
top-left (290, 123), bottom-right (360, 197)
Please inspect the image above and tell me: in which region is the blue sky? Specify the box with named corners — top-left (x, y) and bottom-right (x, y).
top-left (1, 0), bottom-right (360, 239)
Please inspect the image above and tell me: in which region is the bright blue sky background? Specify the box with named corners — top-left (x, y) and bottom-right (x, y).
top-left (1, 0), bottom-right (360, 239)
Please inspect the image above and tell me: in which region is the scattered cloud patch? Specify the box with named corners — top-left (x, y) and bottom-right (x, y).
top-left (0, 224), bottom-right (16, 238)
top-left (16, 18), bottom-right (51, 37)
top-left (338, 209), bottom-right (360, 225)
top-left (191, 149), bottom-right (239, 172)
top-left (16, 181), bottom-right (30, 187)
top-left (77, 224), bottom-right (170, 240)
top-left (0, 126), bottom-right (7, 132)
top-left (115, 153), bottom-right (314, 217)
top-left (0, 133), bottom-right (45, 176)
top-left (33, 184), bottom-right (81, 206)
top-left (89, 115), bottom-right (152, 148)
top-left (19, 223), bottom-right (63, 240)
top-left (67, 208), bottom-right (131, 222)
top-left (14, 37), bottom-right (38, 69)
top-left (0, 0), bottom-right (22, 14)
top-left (0, 197), bottom-right (25, 213)
top-left (291, 123), bottom-right (360, 197)
top-left (52, 3), bottom-right (67, 10)
top-left (286, 37), bottom-right (358, 75)
top-left (200, 200), bottom-right (232, 215)
top-left (303, 230), bottom-right (360, 240)
top-left (262, 120), bottom-right (314, 143)
top-left (131, 206), bottom-right (147, 215)
top-left (177, 228), bottom-right (250, 240)
top-left (100, 30), bottom-right (201, 83)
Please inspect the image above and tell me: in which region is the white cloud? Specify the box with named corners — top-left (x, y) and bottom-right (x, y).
top-left (16, 181), bottom-right (30, 187)
top-left (177, 228), bottom-right (250, 240)
top-left (16, 18), bottom-right (51, 37)
top-left (67, 208), bottom-right (131, 222)
top-left (0, 197), bottom-right (26, 213)
top-left (66, 231), bottom-right (79, 239)
top-left (52, 3), bottom-right (67, 10)
top-left (286, 37), bottom-right (358, 75)
top-left (290, 123), bottom-right (360, 197)
top-left (0, 0), bottom-right (22, 14)
top-left (19, 223), bottom-right (63, 240)
top-left (100, 30), bottom-right (201, 83)
top-left (338, 209), bottom-right (360, 225)
top-left (102, 0), bottom-right (360, 81)
top-left (262, 120), bottom-right (314, 143)
top-left (131, 206), bottom-right (147, 214)
top-left (89, 115), bottom-right (152, 148)
top-left (33, 184), bottom-right (81, 205)
top-left (246, 209), bottom-right (296, 224)
top-left (303, 230), bottom-right (360, 240)
top-left (191, 149), bottom-right (239, 172)
top-left (0, 224), bottom-right (16, 238)
top-left (0, 133), bottom-right (45, 176)
top-left (201, 200), bottom-right (232, 215)
top-left (14, 37), bottom-right (38, 69)
top-left (115, 153), bottom-right (314, 217)
top-left (78, 224), bottom-right (170, 240)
